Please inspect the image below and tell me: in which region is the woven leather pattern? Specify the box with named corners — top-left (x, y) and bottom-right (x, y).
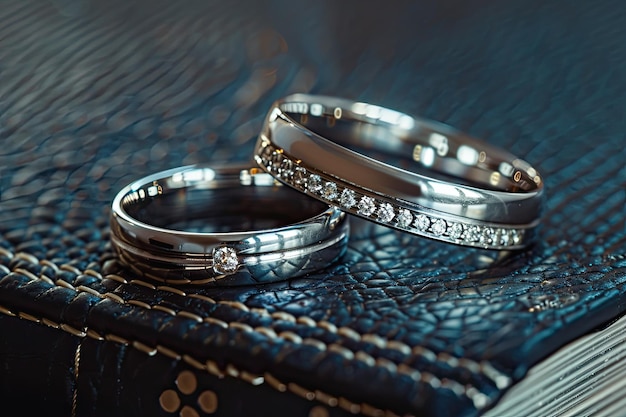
top-left (0, 0), bottom-right (625, 416)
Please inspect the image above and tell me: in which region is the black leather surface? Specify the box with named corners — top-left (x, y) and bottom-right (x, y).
top-left (0, 1), bottom-right (625, 416)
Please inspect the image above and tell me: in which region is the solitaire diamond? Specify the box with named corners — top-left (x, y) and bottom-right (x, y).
top-left (212, 246), bottom-right (238, 275)
top-left (340, 189), bottom-right (357, 209)
top-left (431, 219), bottom-right (447, 236)
top-left (357, 196), bottom-right (376, 216)
top-left (377, 203), bottom-right (395, 223)
top-left (307, 174), bottom-right (322, 193)
top-left (449, 223), bottom-right (464, 239)
top-left (415, 214), bottom-right (430, 231)
top-left (322, 182), bottom-right (338, 201)
top-left (396, 209), bottom-right (413, 228)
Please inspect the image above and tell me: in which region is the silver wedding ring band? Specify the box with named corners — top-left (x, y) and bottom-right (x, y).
top-left (254, 94), bottom-right (543, 250)
top-left (110, 165), bottom-right (349, 285)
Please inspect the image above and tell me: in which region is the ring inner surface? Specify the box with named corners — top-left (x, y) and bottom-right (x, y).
top-left (282, 108), bottom-right (540, 194)
top-left (123, 180), bottom-right (327, 233)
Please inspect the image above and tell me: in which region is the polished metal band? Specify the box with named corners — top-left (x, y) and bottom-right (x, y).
top-left (255, 94), bottom-right (544, 250)
top-left (110, 165), bottom-right (349, 285)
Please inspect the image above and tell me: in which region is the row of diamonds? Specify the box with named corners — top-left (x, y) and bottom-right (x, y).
top-left (258, 145), bottom-right (525, 248)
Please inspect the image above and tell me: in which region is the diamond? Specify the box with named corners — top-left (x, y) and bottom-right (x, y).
top-left (499, 229), bottom-right (511, 246)
top-left (357, 196), bottom-right (376, 216)
top-left (322, 182), bottom-right (338, 201)
top-left (212, 246), bottom-right (238, 275)
top-left (307, 174), bottom-right (322, 193)
top-left (377, 203), bottom-right (395, 223)
top-left (269, 151), bottom-right (283, 173)
top-left (279, 158), bottom-right (293, 180)
top-left (396, 209), bottom-right (413, 228)
top-left (481, 227), bottom-right (496, 245)
top-left (415, 214), bottom-right (430, 231)
top-left (293, 167), bottom-right (307, 188)
top-left (511, 229), bottom-right (523, 245)
top-left (465, 225), bottom-right (481, 242)
top-left (259, 145), bottom-right (273, 166)
top-left (431, 219), bottom-right (447, 236)
top-left (340, 189), bottom-right (357, 209)
top-left (449, 223), bottom-right (464, 239)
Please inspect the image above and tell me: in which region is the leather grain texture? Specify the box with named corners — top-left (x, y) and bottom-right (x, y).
top-left (0, 0), bottom-right (625, 416)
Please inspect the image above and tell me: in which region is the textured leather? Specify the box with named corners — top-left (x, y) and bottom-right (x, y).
top-left (0, 0), bottom-right (625, 416)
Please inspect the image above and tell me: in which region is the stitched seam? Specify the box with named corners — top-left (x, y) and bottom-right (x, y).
top-left (0, 303), bottom-right (487, 416)
top-left (1, 248), bottom-right (510, 392)
top-left (71, 339), bottom-right (82, 417)
top-left (1, 248), bottom-right (509, 390)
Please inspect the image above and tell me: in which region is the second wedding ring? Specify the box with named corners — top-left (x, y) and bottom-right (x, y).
top-left (255, 94), bottom-right (543, 250)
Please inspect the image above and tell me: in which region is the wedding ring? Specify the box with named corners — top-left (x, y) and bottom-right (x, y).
top-left (110, 165), bottom-right (349, 285)
top-left (255, 94), bottom-right (543, 250)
